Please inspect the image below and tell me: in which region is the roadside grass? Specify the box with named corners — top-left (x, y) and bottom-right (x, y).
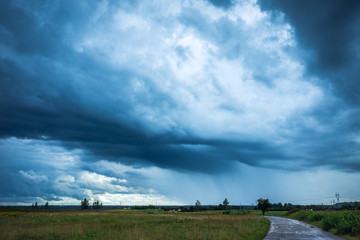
top-left (246, 210), bottom-right (287, 217)
top-left (0, 210), bottom-right (269, 240)
top-left (241, 209), bottom-right (359, 239)
top-left (263, 211), bottom-right (287, 217)
top-left (287, 210), bottom-right (360, 240)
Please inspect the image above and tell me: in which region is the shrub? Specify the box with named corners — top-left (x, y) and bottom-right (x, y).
top-left (286, 208), bottom-right (300, 215)
top-left (336, 211), bottom-right (360, 236)
top-left (322, 213), bottom-right (339, 231)
top-left (292, 210), bottom-right (360, 236)
top-left (307, 212), bottom-right (324, 222)
top-left (293, 211), bottom-right (308, 221)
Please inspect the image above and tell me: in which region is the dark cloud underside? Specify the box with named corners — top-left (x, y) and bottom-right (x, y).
top-left (259, 0), bottom-right (360, 104)
top-left (208, 0), bottom-right (233, 9)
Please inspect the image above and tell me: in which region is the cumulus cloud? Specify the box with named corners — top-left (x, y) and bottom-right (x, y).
top-left (77, 171), bottom-right (128, 192)
top-left (0, 138), bottom-right (181, 205)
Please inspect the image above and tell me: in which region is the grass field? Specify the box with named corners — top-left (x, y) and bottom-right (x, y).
top-left (0, 210), bottom-right (270, 240)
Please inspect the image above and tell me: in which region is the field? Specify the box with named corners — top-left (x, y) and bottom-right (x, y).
top-left (0, 209), bottom-right (270, 240)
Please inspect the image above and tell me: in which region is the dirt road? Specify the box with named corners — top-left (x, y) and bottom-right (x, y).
top-left (264, 216), bottom-right (344, 240)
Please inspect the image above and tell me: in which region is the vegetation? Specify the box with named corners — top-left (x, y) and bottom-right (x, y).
top-left (0, 209), bottom-right (269, 240)
top-left (31, 202), bottom-right (38, 209)
top-left (257, 198), bottom-right (271, 215)
top-left (289, 210), bottom-right (360, 238)
top-left (223, 198), bottom-right (229, 208)
top-left (92, 200), bottom-right (102, 209)
top-left (222, 198), bottom-right (231, 214)
top-left (81, 198), bottom-right (89, 210)
top-left (195, 200), bottom-right (201, 212)
top-left (264, 201), bottom-right (360, 211)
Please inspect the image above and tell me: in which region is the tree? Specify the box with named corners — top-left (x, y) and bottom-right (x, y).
top-left (195, 200), bottom-right (201, 211)
top-left (257, 198), bottom-right (271, 215)
top-left (44, 202), bottom-right (49, 209)
top-left (223, 198), bottom-right (230, 214)
top-left (92, 200), bottom-right (102, 209)
top-left (223, 198), bottom-right (229, 208)
top-left (81, 198), bottom-right (89, 210)
top-left (34, 202), bottom-right (38, 209)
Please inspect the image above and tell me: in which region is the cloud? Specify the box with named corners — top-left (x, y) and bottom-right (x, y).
top-left (208, 0), bottom-right (233, 9)
top-left (19, 170), bottom-right (48, 182)
top-left (77, 171), bottom-right (128, 193)
top-left (1, 0), bottom-right (360, 205)
top-left (258, 0), bottom-right (360, 103)
top-left (0, 138), bottom-right (182, 205)
top-left (0, 0), bottom-right (360, 189)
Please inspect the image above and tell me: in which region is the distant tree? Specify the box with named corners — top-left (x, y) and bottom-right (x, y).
top-left (257, 198), bottom-right (271, 215)
top-left (223, 198), bottom-right (229, 208)
top-left (44, 202), bottom-right (49, 209)
top-left (92, 200), bottom-right (102, 209)
top-left (81, 198), bottom-right (89, 210)
top-left (195, 200), bottom-right (201, 211)
top-left (272, 202), bottom-right (283, 211)
top-left (223, 198), bottom-right (230, 214)
top-left (34, 202), bottom-right (38, 209)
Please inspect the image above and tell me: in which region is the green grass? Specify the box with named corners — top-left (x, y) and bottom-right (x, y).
top-left (287, 210), bottom-right (360, 240)
top-left (0, 210), bottom-right (270, 240)
top-left (264, 211), bottom-right (287, 217)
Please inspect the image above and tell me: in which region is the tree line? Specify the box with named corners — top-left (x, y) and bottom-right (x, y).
top-left (188, 198), bottom-right (272, 215)
top-left (31, 201), bottom-right (49, 209)
top-left (81, 198), bottom-right (103, 210)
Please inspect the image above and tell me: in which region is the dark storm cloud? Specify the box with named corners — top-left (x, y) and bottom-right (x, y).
top-left (257, 0), bottom-right (360, 173)
top-left (0, 0), bottom-right (285, 173)
top-left (208, 0), bottom-right (233, 9)
top-left (1, 0), bottom-right (360, 181)
top-left (0, 58), bottom-right (283, 173)
top-left (259, 0), bottom-right (360, 103)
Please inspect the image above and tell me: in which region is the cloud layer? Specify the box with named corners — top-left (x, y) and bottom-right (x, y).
top-left (1, 0), bottom-right (360, 204)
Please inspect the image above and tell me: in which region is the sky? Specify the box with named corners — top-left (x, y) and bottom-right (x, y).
top-left (0, 0), bottom-right (360, 206)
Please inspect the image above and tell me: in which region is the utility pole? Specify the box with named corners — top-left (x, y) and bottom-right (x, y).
top-left (335, 193), bottom-right (339, 203)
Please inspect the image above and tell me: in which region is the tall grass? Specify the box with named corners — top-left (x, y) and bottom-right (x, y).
top-left (290, 210), bottom-right (360, 237)
top-left (0, 210), bottom-right (269, 240)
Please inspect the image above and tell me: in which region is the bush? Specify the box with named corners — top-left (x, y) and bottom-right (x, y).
top-left (293, 211), bottom-right (308, 221)
top-left (336, 211), bottom-right (360, 236)
top-left (292, 210), bottom-right (360, 236)
top-left (307, 212), bottom-right (324, 222)
top-left (322, 213), bottom-right (339, 231)
top-left (286, 208), bottom-right (300, 215)
top-left (291, 211), bottom-right (324, 222)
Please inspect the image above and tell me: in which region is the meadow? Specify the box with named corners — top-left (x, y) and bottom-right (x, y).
top-left (0, 209), bottom-right (269, 240)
